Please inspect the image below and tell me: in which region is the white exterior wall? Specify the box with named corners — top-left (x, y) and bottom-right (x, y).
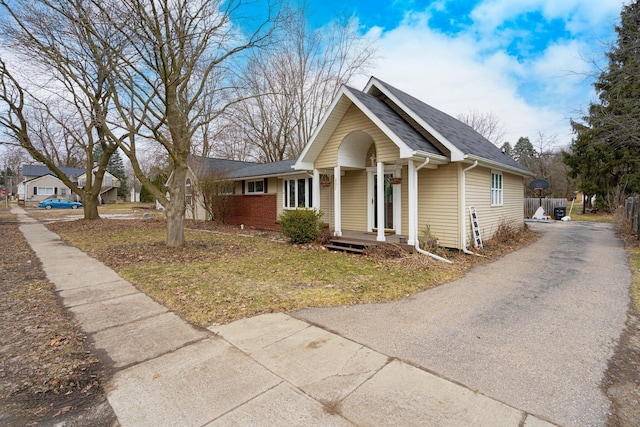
top-left (22, 175), bottom-right (75, 206)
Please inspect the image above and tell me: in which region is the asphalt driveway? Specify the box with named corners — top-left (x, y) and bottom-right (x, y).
top-left (295, 221), bottom-right (630, 427)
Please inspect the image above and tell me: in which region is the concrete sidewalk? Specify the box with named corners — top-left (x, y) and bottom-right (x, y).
top-left (13, 206), bottom-right (556, 426)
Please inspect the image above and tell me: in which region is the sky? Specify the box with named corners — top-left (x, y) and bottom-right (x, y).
top-left (305, 0), bottom-right (628, 149)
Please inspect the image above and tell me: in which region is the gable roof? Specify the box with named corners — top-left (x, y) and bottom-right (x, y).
top-left (366, 77), bottom-right (531, 174)
top-left (188, 155), bottom-right (298, 180)
top-left (22, 164), bottom-right (85, 179)
top-left (347, 88), bottom-right (443, 157)
top-left (296, 77), bottom-right (531, 176)
top-left (22, 173), bottom-right (59, 184)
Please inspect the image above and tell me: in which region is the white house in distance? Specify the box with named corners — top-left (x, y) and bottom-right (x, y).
top-left (19, 164), bottom-right (121, 206)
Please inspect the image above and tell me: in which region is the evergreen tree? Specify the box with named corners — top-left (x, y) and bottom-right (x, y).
top-left (500, 142), bottom-right (513, 157)
top-left (513, 137), bottom-right (537, 171)
top-left (564, 1), bottom-right (640, 209)
top-left (93, 146), bottom-right (129, 200)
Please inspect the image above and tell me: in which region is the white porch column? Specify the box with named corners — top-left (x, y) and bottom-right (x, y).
top-left (312, 169), bottom-right (320, 211)
top-left (408, 160), bottom-right (416, 246)
top-left (333, 165), bottom-right (342, 237)
top-left (376, 161), bottom-right (385, 242)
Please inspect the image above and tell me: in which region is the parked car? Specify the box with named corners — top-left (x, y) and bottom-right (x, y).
top-left (38, 198), bottom-right (83, 209)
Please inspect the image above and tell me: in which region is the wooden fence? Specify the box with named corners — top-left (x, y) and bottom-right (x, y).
top-left (625, 197), bottom-right (639, 234)
top-left (524, 198), bottom-right (568, 218)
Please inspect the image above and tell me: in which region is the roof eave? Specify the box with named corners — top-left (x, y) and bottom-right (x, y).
top-left (465, 154), bottom-right (535, 177)
top-left (366, 77), bottom-right (466, 162)
top-left (403, 150), bottom-right (449, 163)
top-left (231, 171), bottom-right (309, 181)
top-left (294, 86), bottom-right (353, 170)
top-left (345, 87), bottom-right (422, 160)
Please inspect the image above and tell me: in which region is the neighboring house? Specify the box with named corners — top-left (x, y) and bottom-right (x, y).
top-left (185, 76), bottom-right (533, 249)
top-left (18, 164), bottom-right (121, 206)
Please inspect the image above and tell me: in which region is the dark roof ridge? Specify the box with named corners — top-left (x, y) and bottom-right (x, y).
top-left (367, 77), bottom-right (531, 174)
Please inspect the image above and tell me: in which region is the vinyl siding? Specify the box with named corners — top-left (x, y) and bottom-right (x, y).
top-left (315, 105), bottom-right (399, 169)
top-left (464, 167), bottom-right (525, 245)
top-left (23, 175), bottom-right (74, 206)
top-left (319, 179), bottom-right (334, 228)
top-left (340, 169), bottom-right (368, 231)
top-left (419, 163), bottom-right (460, 249)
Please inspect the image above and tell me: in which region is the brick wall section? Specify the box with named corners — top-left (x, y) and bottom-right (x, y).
top-left (226, 194), bottom-right (281, 230)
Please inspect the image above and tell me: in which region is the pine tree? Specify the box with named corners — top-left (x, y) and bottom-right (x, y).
top-left (513, 137), bottom-right (537, 172)
top-left (564, 1), bottom-right (640, 209)
top-left (93, 146), bottom-right (129, 200)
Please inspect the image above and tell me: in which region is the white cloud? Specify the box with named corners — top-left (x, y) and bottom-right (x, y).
top-left (354, 1), bottom-right (626, 149)
top-left (471, 0), bottom-right (624, 36)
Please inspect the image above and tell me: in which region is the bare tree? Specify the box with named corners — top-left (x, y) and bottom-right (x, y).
top-left (0, 0), bottom-right (124, 219)
top-left (98, 0), bottom-right (281, 246)
top-left (231, 8), bottom-right (377, 162)
top-left (457, 109), bottom-right (509, 146)
top-left (198, 170), bottom-right (236, 224)
top-left (0, 144), bottom-right (28, 195)
top-left (28, 106), bottom-right (85, 168)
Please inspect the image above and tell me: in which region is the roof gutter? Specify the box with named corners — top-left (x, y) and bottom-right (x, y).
top-left (464, 154), bottom-right (534, 177)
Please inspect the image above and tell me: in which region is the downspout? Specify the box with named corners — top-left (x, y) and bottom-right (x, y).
top-left (414, 158), bottom-right (452, 264)
top-left (461, 161), bottom-right (483, 257)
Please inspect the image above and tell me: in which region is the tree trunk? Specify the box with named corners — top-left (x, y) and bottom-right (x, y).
top-left (166, 160), bottom-right (187, 247)
top-left (83, 195), bottom-right (100, 219)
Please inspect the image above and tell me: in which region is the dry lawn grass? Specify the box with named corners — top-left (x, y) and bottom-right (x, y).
top-left (46, 218), bottom-right (539, 327)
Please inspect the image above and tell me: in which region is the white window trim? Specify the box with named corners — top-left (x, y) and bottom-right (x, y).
top-left (246, 179), bottom-right (264, 194)
top-left (35, 186), bottom-right (55, 196)
top-left (283, 177), bottom-right (312, 209)
top-left (491, 171), bottom-right (503, 206)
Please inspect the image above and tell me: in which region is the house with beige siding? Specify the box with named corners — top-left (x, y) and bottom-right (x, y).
top-left (294, 77), bottom-right (533, 250)
top-left (185, 77), bottom-right (532, 250)
top-left (19, 164), bottom-right (121, 206)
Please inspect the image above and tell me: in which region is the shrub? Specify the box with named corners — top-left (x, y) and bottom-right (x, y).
top-left (490, 218), bottom-right (520, 244)
top-left (279, 209), bottom-right (324, 244)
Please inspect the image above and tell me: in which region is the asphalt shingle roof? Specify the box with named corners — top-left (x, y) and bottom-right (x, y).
top-left (22, 164), bottom-right (86, 179)
top-left (188, 155), bottom-right (296, 179)
top-left (373, 78), bottom-right (531, 173)
top-left (188, 155), bottom-right (257, 179)
top-left (347, 88), bottom-right (444, 157)
top-left (227, 159), bottom-right (296, 178)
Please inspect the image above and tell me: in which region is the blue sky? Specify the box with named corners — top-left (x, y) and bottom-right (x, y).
top-left (305, 0), bottom-right (627, 148)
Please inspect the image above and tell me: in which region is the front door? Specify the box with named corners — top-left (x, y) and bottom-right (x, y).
top-left (373, 173), bottom-right (394, 230)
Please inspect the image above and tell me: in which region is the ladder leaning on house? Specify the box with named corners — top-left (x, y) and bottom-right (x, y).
top-left (469, 207), bottom-right (483, 249)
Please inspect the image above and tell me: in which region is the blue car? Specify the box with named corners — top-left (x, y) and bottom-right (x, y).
top-left (38, 198), bottom-right (83, 209)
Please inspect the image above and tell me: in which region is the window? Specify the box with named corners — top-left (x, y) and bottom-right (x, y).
top-left (284, 178), bottom-right (313, 208)
top-left (61, 189), bottom-right (67, 196)
top-left (246, 179), bottom-right (264, 194)
top-left (34, 186), bottom-right (55, 196)
top-left (491, 171), bottom-right (503, 206)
